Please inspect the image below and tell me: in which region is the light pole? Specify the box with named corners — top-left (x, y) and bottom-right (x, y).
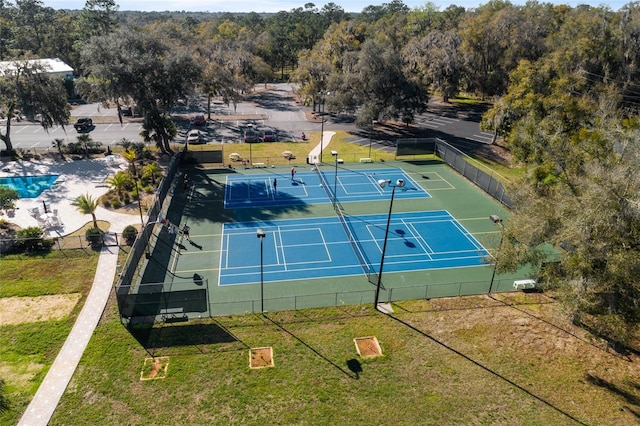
top-left (331, 150), bottom-right (338, 204)
top-left (318, 91), bottom-right (330, 163)
top-left (257, 228), bottom-right (266, 312)
top-left (247, 124), bottom-right (253, 165)
top-left (488, 214), bottom-right (504, 294)
top-left (374, 178), bottom-right (405, 310)
top-left (368, 119), bottom-right (377, 159)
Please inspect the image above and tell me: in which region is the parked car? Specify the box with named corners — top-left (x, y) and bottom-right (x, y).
top-left (261, 128), bottom-right (277, 142)
top-left (187, 129), bottom-right (203, 144)
top-left (243, 129), bottom-right (259, 143)
top-left (192, 114), bottom-right (206, 126)
top-left (120, 106), bottom-right (133, 116)
top-left (74, 117), bottom-right (93, 132)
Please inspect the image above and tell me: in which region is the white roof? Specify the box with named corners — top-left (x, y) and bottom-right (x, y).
top-left (0, 58), bottom-right (74, 77)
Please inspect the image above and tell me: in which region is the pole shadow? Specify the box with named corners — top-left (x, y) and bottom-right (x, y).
top-left (383, 312), bottom-right (588, 425)
top-left (263, 314), bottom-right (358, 380)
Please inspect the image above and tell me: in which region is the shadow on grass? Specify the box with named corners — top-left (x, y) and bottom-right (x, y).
top-left (586, 374), bottom-right (640, 415)
top-left (383, 312), bottom-right (588, 426)
top-left (487, 294), bottom-right (635, 362)
top-left (263, 313), bottom-right (359, 380)
top-left (129, 320), bottom-right (249, 357)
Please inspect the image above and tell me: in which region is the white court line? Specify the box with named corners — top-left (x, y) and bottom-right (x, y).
top-left (275, 226), bottom-right (284, 269)
top-left (404, 220), bottom-right (434, 259)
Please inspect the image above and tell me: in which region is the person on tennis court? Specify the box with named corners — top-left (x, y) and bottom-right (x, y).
top-left (181, 224), bottom-right (191, 241)
top-left (291, 167), bottom-right (295, 180)
top-left (273, 178), bottom-right (277, 192)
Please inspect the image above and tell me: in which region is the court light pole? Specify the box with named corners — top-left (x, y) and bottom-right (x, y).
top-left (368, 119), bottom-right (377, 159)
top-left (257, 228), bottom-right (266, 312)
top-left (331, 150), bottom-right (338, 204)
top-left (374, 178), bottom-right (405, 310)
top-left (488, 215), bottom-right (504, 294)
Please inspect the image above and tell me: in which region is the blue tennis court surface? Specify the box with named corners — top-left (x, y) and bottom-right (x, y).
top-left (219, 210), bottom-right (488, 285)
top-left (224, 168), bottom-right (429, 209)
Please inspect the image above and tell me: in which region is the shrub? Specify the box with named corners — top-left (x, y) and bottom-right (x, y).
top-left (15, 226), bottom-right (53, 252)
top-left (0, 186), bottom-right (19, 210)
top-left (122, 225), bottom-right (138, 246)
top-left (85, 227), bottom-right (103, 249)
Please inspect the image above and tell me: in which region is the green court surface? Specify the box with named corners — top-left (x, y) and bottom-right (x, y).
top-left (138, 160), bottom-right (533, 317)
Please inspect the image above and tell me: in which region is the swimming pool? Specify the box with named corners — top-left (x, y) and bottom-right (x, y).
top-left (0, 175), bottom-right (60, 198)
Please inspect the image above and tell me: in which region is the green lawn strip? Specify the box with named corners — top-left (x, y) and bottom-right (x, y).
top-left (0, 251), bottom-right (99, 297)
top-left (0, 320), bottom-right (73, 425)
top-left (48, 301), bottom-right (634, 425)
top-left (0, 251), bottom-right (99, 424)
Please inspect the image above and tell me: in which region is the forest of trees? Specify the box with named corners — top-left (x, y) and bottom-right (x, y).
top-left (1, 0), bottom-right (640, 345)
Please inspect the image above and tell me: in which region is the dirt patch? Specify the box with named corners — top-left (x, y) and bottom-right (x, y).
top-left (140, 356), bottom-right (169, 380)
top-left (0, 361), bottom-right (44, 390)
top-left (0, 294), bottom-right (82, 325)
top-left (249, 347), bottom-right (274, 369)
top-left (354, 336), bottom-right (383, 358)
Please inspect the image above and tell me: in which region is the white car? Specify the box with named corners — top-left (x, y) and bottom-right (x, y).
top-left (187, 130), bottom-right (203, 144)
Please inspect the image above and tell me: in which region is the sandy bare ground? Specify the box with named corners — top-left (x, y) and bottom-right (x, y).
top-left (0, 294), bottom-right (81, 325)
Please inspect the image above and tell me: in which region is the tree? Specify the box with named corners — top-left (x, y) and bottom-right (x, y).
top-left (402, 29), bottom-right (462, 102)
top-left (106, 172), bottom-right (130, 201)
top-left (330, 39), bottom-right (427, 125)
top-left (78, 28), bottom-right (199, 154)
top-left (0, 61), bottom-right (70, 152)
top-left (142, 162), bottom-right (160, 185)
top-left (72, 193), bottom-right (99, 228)
top-left (12, 0), bottom-right (53, 56)
top-left (77, 0), bottom-right (119, 40)
top-left (52, 138), bottom-right (65, 159)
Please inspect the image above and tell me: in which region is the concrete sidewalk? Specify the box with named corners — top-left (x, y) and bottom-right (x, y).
top-left (307, 131), bottom-right (335, 164)
top-left (17, 245), bottom-right (120, 426)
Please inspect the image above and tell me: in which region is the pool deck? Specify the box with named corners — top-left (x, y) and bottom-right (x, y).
top-left (0, 156), bottom-right (143, 236)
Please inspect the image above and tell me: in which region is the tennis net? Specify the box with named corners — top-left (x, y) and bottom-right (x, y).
top-left (315, 167), bottom-right (372, 278)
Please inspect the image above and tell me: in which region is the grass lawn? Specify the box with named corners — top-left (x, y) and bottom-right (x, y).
top-left (49, 293), bottom-right (640, 425)
top-left (0, 249), bottom-right (100, 425)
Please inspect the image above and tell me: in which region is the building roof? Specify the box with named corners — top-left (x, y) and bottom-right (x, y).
top-left (0, 58), bottom-right (74, 77)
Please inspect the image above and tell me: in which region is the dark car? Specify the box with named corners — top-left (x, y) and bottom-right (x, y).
top-left (243, 129), bottom-right (260, 143)
top-left (192, 114), bottom-right (206, 126)
top-left (261, 129), bottom-right (277, 142)
top-left (74, 117), bottom-right (93, 132)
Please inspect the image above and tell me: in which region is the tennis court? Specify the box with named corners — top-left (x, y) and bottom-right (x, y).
top-left (219, 210), bottom-right (487, 286)
top-left (132, 161), bottom-right (529, 317)
top-left (224, 167), bottom-right (429, 209)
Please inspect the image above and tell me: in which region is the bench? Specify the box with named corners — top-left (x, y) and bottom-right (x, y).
top-left (159, 307), bottom-right (188, 322)
top-left (359, 158), bottom-right (373, 163)
top-left (252, 162), bottom-right (266, 168)
top-left (513, 279), bottom-right (537, 290)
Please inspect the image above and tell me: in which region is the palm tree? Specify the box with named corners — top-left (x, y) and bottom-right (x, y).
top-left (106, 172), bottom-right (130, 201)
top-left (72, 193), bottom-right (99, 228)
top-left (52, 138), bottom-right (65, 159)
top-left (142, 163), bottom-right (160, 185)
top-left (76, 133), bottom-right (93, 157)
top-left (122, 148), bottom-right (138, 175)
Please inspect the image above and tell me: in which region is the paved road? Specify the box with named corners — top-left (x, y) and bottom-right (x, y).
top-left (6, 84), bottom-right (491, 152)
